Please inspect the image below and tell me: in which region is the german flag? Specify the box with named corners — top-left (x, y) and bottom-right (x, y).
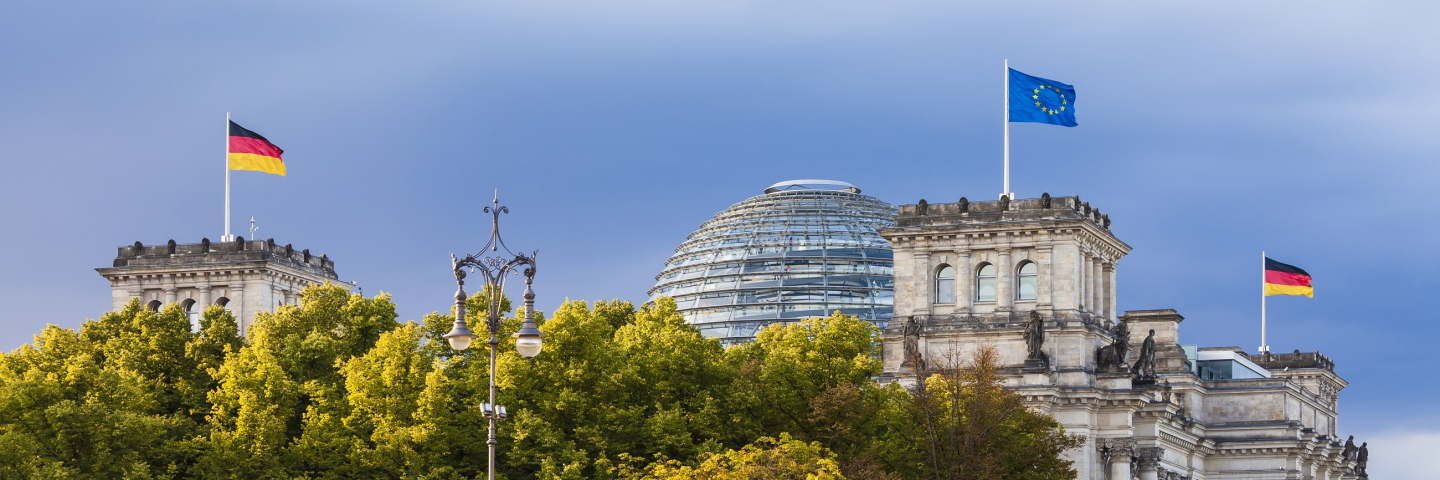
top-left (228, 120), bottom-right (285, 176)
top-left (1264, 257), bottom-right (1312, 298)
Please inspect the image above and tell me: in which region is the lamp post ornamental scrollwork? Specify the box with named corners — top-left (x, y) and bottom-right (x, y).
top-left (443, 191), bottom-right (544, 480)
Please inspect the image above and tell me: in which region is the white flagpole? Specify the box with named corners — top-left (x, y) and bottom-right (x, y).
top-left (224, 112), bottom-right (232, 242)
top-left (1003, 59), bottom-right (1010, 199)
top-left (1261, 250), bottom-right (1268, 353)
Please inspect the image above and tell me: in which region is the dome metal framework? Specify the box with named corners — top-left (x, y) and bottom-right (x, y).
top-left (648, 180), bottom-right (897, 345)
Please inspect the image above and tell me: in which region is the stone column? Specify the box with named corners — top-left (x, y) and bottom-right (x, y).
top-left (955, 249), bottom-right (972, 313)
top-left (1092, 257), bottom-right (1104, 319)
top-left (1080, 252), bottom-right (1092, 312)
top-left (198, 285), bottom-right (212, 307)
top-left (1106, 262), bottom-right (1118, 322)
top-left (1136, 447), bottom-right (1164, 480)
top-left (1099, 438), bottom-right (1135, 480)
top-left (164, 286), bottom-right (178, 306)
top-left (996, 247), bottom-right (1013, 312)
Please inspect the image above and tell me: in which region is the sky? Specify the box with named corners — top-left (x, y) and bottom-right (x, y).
top-left (2, 1), bottom-right (1438, 476)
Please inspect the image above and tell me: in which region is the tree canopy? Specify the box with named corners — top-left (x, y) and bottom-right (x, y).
top-left (0, 283), bottom-right (1078, 479)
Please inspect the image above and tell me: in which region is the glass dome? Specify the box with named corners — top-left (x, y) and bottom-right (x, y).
top-left (648, 180), bottom-right (897, 345)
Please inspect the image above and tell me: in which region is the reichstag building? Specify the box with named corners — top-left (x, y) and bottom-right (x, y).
top-left (649, 181), bottom-right (1368, 479)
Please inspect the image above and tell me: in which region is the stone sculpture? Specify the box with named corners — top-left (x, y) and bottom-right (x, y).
top-left (902, 317), bottom-right (925, 370)
top-left (958, 197), bottom-right (968, 213)
top-left (917, 199), bottom-right (928, 215)
top-left (1023, 310), bottom-right (1048, 369)
top-left (1000, 194), bottom-right (1011, 211)
top-left (1096, 321), bottom-right (1131, 372)
top-left (1040, 192), bottom-right (1051, 208)
top-left (1356, 442), bottom-right (1368, 476)
top-left (1342, 436), bottom-right (1356, 462)
top-left (1132, 329), bottom-right (1157, 380)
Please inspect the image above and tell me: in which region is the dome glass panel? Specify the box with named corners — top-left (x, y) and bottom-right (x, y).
top-left (648, 180), bottom-right (897, 345)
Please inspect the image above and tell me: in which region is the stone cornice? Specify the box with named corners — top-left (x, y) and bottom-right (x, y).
top-left (97, 260), bottom-right (338, 286)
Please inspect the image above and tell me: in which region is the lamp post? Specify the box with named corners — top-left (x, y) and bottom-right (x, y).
top-left (443, 192), bottom-right (544, 480)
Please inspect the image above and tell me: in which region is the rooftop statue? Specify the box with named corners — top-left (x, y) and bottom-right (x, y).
top-left (1096, 321), bottom-right (1131, 372)
top-left (1132, 329), bottom-right (1157, 380)
top-left (1356, 442), bottom-right (1368, 476)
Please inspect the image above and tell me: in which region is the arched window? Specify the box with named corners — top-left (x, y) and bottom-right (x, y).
top-left (215, 297), bottom-right (230, 310)
top-left (1017, 262), bottom-right (1038, 300)
top-left (181, 299), bottom-right (201, 332)
top-left (934, 265), bottom-right (955, 304)
top-left (976, 264), bottom-right (996, 302)
top-left (146, 300), bottom-right (163, 311)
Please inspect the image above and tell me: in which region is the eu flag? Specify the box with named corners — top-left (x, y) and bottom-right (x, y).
top-left (1008, 68), bottom-right (1077, 127)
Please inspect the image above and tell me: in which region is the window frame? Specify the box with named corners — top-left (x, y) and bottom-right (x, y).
top-left (975, 263), bottom-right (997, 303)
top-left (934, 264), bottom-right (956, 305)
top-left (1016, 261), bottom-right (1038, 301)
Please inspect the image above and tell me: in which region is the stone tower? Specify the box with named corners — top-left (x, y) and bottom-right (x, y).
top-left (878, 195), bottom-right (1358, 480)
top-left (96, 237), bottom-right (352, 334)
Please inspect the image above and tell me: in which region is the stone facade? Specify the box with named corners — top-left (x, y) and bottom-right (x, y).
top-left (96, 237), bottom-right (351, 334)
top-left (879, 195), bottom-right (1364, 480)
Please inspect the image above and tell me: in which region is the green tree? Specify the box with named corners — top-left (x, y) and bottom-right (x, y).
top-left (728, 312), bottom-right (916, 478)
top-left (497, 297), bottom-right (742, 480)
top-left (622, 434), bottom-right (844, 480)
top-left (909, 345), bottom-right (1083, 480)
top-left (0, 299), bottom-right (241, 478)
top-left (0, 286), bottom-right (1086, 480)
top-left (194, 283), bottom-right (401, 478)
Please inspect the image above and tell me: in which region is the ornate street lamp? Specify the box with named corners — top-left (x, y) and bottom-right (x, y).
top-left (444, 192), bottom-right (544, 480)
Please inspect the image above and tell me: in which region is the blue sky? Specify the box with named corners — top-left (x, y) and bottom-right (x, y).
top-left (2, 1), bottom-right (1437, 475)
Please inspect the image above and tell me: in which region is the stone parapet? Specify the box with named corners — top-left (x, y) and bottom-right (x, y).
top-left (1250, 349), bottom-right (1336, 372)
top-left (111, 238), bottom-right (337, 279)
top-left (895, 194), bottom-right (1113, 233)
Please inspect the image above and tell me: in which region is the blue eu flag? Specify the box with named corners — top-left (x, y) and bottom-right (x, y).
top-left (1009, 68), bottom-right (1077, 127)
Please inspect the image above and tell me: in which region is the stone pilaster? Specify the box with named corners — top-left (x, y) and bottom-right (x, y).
top-left (1135, 447), bottom-right (1164, 480)
top-left (996, 247), bottom-right (1013, 311)
top-left (1105, 262), bottom-right (1118, 321)
top-left (1078, 251), bottom-right (1090, 312)
top-left (1032, 245), bottom-right (1050, 310)
top-left (912, 251), bottom-right (931, 314)
top-left (955, 249), bottom-right (972, 313)
top-left (231, 284), bottom-right (245, 335)
top-left (1099, 438), bottom-right (1135, 480)
top-left (1091, 257), bottom-right (1103, 318)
